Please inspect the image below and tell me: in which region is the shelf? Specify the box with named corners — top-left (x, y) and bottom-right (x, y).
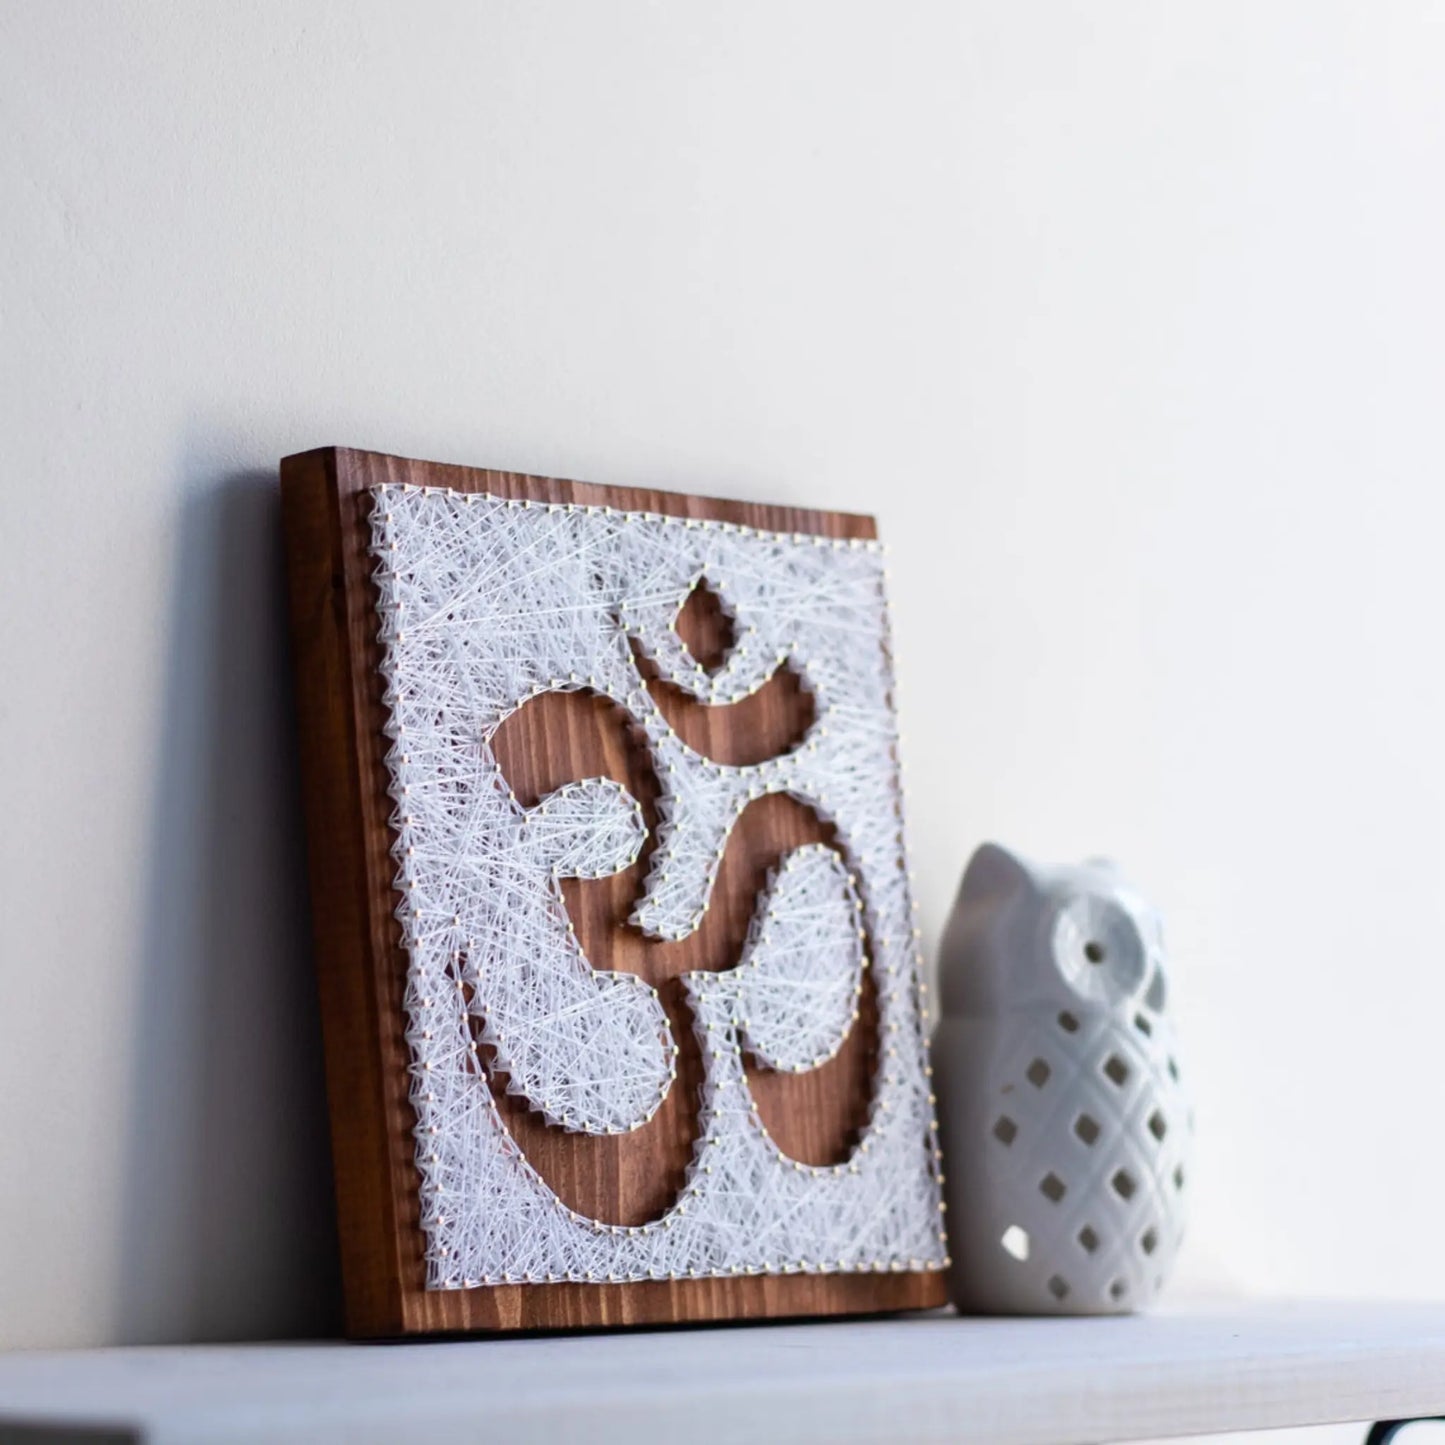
top-left (2, 1299), bottom-right (1444, 1443)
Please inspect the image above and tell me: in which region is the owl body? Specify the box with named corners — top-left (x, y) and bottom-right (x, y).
top-left (933, 844), bottom-right (1190, 1315)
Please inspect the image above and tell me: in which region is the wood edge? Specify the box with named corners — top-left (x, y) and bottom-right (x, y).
top-left (286, 445), bottom-right (879, 541)
top-left (280, 448), bottom-right (406, 1337)
top-left (354, 1272), bottom-right (950, 1340)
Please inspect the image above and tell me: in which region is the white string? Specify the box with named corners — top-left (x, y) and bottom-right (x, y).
top-left (371, 485), bottom-right (946, 1288)
top-left (735, 845), bottom-right (866, 1074)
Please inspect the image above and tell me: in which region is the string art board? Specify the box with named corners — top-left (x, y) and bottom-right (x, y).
top-left (281, 447), bottom-right (948, 1335)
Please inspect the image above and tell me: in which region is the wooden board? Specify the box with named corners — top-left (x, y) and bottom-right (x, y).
top-left (280, 446), bottom-right (947, 1336)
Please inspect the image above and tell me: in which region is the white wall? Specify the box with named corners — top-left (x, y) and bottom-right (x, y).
top-left (4, 0), bottom-right (1445, 1352)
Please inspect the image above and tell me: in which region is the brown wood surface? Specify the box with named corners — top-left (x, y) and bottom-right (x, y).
top-left (281, 446), bottom-right (946, 1336)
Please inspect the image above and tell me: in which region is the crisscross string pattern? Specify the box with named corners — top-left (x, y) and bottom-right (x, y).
top-left (371, 484), bottom-right (946, 1288)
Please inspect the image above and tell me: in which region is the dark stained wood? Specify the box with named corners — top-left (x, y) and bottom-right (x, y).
top-left (281, 446), bottom-right (946, 1336)
top-left (674, 579), bottom-right (734, 671)
top-left (635, 643), bottom-right (817, 767)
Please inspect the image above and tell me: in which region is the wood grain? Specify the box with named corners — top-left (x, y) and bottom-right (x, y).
top-left (281, 446), bottom-right (946, 1336)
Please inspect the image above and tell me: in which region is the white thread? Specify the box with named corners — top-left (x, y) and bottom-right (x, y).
top-left (524, 778), bottom-right (648, 882)
top-left (734, 845), bottom-right (866, 1074)
top-left (371, 485), bottom-right (945, 1287)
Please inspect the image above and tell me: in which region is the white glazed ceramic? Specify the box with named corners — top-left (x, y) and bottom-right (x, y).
top-left (932, 844), bottom-right (1190, 1315)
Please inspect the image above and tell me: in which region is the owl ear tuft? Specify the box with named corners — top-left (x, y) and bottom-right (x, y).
top-left (937, 842), bottom-right (1040, 1018)
top-left (960, 841), bottom-right (1038, 905)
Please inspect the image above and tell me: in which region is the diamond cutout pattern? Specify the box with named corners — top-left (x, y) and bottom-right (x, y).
top-left (967, 999), bottom-right (1191, 1311)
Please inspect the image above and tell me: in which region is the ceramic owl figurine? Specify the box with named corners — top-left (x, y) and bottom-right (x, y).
top-left (932, 844), bottom-right (1190, 1315)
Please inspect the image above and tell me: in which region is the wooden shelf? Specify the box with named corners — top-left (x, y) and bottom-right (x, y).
top-left (2, 1299), bottom-right (1444, 1443)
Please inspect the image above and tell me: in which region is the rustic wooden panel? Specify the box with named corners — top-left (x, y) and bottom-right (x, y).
top-left (281, 446), bottom-right (946, 1336)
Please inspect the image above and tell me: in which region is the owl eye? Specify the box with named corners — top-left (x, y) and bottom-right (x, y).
top-left (1050, 894), bottom-right (1149, 1006)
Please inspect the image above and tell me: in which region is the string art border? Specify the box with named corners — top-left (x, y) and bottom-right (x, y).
top-left (370, 481), bottom-right (946, 1290)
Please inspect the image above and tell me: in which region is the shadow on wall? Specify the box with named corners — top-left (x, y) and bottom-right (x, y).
top-left (119, 465), bottom-right (340, 1343)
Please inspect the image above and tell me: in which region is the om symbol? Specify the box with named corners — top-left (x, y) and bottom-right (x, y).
top-left (466, 582), bottom-right (877, 1225)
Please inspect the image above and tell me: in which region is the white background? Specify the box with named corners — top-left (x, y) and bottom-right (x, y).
top-left (3, 8), bottom-right (1444, 1415)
